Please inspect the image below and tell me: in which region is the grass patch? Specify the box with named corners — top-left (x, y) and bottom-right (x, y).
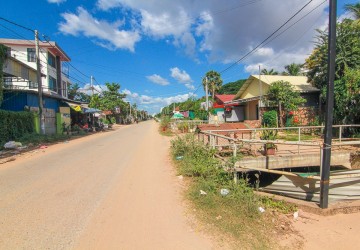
top-left (277, 133), bottom-right (320, 141)
top-left (171, 134), bottom-right (296, 249)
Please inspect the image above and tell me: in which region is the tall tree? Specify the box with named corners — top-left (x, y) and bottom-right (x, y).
top-left (305, 19), bottom-right (360, 94)
top-left (202, 70), bottom-right (223, 99)
top-left (68, 83), bottom-right (90, 102)
top-left (261, 68), bottom-right (278, 75)
top-left (283, 63), bottom-right (303, 76)
top-left (264, 80), bottom-right (305, 127)
top-left (345, 3), bottom-right (360, 21)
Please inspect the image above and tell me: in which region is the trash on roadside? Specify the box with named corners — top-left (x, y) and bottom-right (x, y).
top-left (293, 211), bottom-right (299, 220)
top-left (220, 188), bottom-right (230, 196)
top-left (175, 156), bottom-right (184, 160)
top-left (258, 207), bottom-right (265, 213)
top-left (63, 141), bottom-right (69, 144)
top-left (39, 145), bottom-right (48, 149)
top-left (4, 141), bottom-right (22, 149)
top-left (18, 146), bottom-right (28, 150)
top-left (177, 175), bottom-right (184, 180)
top-left (200, 190), bottom-right (207, 195)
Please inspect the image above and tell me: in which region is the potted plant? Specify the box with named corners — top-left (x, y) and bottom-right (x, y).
top-left (260, 128), bottom-right (278, 155)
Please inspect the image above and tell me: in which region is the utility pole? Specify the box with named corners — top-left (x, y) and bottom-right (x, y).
top-left (35, 30), bottom-right (45, 135)
top-left (258, 65), bottom-right (262, 120)
top-left (90, 76), bottom-right (94, 95)
top-left (205, 76), bottom-right (209, 112)
top-left (320, 0), bottom-right (337, 209)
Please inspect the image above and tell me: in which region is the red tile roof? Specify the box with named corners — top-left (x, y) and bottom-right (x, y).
top-left (215, 95), bottom-right (235, 103)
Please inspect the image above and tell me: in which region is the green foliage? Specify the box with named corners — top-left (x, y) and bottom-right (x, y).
top-left (170, 134), bottom-right (291, 248)
top-left (283, 63), bottom-right (303, 76)
top-left (333, 68), bottom-right (360, 125)
top-left (0, 44), bottom-right (8, 106)
top-left (218, 79), bottom-right (246, 94)
top-left (262, 110), bottom-right (278, 127)
top-left (260, 128), bottom-right (278, 149)
top-left (171, 134), bottom-right (222, 178)
top-left (68, 83), bottom-right (90, 102)
top-left (160, 115), bottom-right (171, 129)
top-left (306, 19), bottom-right (360, 98)
top-left (17, 133), bottom-right (69, 145)
top-left (260, 196), bottom-right (297, 213)
top-left (202, 70), bottom-right (223, 99)
top-left (0, 110), bottom-right (35, 144)
top-left (264, 80), bottom-right (305, 127)
top-left (261, 68), bottom-right (278, 75)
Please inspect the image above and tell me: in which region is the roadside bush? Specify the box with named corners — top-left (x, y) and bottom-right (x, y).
top-left (0, 110), bottom-right (35, 144)
top-left (170, 133), bottom-right (296, 249)
top-left (262, 110), bottom-right (277, 127)
top-left (160, 115), bottom-right (171, 130)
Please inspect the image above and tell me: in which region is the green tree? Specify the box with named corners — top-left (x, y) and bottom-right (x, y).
top-left (333, 68), bottom-right (360, 125)
top-left (345, 3), bottom-right (360, 21)
top-left (218, 79), bottom-right (246, 94)
top-left (100, 83), bottom-right (126, 114)
top-left (264, 80), bottom-right (305, 127)
top-left (68, 83), bottom-right (90, 102)
top-left (305, 19), bottom-right (360, 93)
top-left (283, 63), bottom-right (303, 76)
top-left (202, 70), bottom-right (223, 99)
top-left (261, 68), bottom-right (278, 75)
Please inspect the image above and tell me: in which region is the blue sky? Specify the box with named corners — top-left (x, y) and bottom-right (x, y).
top-left (0, 0), bottom-right (357, 114)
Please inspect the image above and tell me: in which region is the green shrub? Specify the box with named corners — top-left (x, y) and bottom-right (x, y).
top-left (0, 110), bottom-right (35, 144)
top-left (262, 110), bottom-right (277, 127)
top-left (160, 115), bottom-right (171, 129)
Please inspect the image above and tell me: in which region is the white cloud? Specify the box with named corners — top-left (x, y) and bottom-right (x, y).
top-left (92, 0), bottom-right (328, 71)
top-left (146, 74), bottom-right (169, 86)
top-left (59, 7), bottom-right (140, 51)
top-left (170, 67), bottom-right (192, 84)
top-left (170, 67), bottom-right (194, 90)
top-left (122, 88), bottom-right (195, 113)
top-left (48, 0), bottom-right (66, 3)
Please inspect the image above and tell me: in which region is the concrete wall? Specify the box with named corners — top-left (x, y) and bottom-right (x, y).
top-left (225, 106), bottom-right (245, 122)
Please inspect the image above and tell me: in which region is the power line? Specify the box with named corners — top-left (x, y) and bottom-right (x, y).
top-left (220, 0), bottom-right (314, 75)
top-left (0, 16), bottom-right (34, 32)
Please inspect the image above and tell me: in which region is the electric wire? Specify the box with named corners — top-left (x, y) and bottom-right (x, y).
top-left (219, 0), bottom-right (314, 75)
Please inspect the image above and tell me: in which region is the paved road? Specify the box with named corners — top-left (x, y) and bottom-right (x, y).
top-left (0, 121), bottom-right (213, 249)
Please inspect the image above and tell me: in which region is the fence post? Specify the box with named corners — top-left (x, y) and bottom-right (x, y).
top-left (233, 142), bottom-right (237, 157)
top-left (298, 127), bottom-right (301, 154)
top-left (339, 126), bottom-right (342, 142)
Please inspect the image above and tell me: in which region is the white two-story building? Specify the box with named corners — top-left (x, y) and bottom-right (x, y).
top-left (0, 38), bottom-right (71, 98)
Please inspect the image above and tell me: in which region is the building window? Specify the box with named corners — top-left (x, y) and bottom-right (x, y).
top-left (48, 52), bottom-right (56, 68)
top-left (48, 76), bottom-right (57, 91)
top-left (27, 48), bottom-right (36, 62)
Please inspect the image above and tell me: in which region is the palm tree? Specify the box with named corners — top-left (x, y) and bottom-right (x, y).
top-left (345, 3), bottom-right (360, 20)
top-left (283, 63), bottom-right (303, 76)
top-left (202, 70), bottom-right (223, 99)
top-left (261, 68), bottom-right (278, 75)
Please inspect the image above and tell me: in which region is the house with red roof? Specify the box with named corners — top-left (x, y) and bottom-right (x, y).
top-left (213, 94), bottom-right (245, 122)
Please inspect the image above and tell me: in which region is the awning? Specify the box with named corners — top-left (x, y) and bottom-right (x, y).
top-left (64, 101), bottom-right (82, 112)
top-left (84, 108), bottom-right (102, 113)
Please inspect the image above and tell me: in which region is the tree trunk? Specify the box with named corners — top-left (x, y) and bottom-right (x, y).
top-left (278, 102), bottom-right (283, 127)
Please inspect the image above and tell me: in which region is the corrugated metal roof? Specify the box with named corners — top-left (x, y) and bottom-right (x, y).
top-left (234, 75), bottom-right (319, 99)
top-left (260, 170), bottom-right (360, 203)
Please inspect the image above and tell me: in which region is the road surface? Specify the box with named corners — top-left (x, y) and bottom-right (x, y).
top-left (0, 121), bottom-right (214, 249)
